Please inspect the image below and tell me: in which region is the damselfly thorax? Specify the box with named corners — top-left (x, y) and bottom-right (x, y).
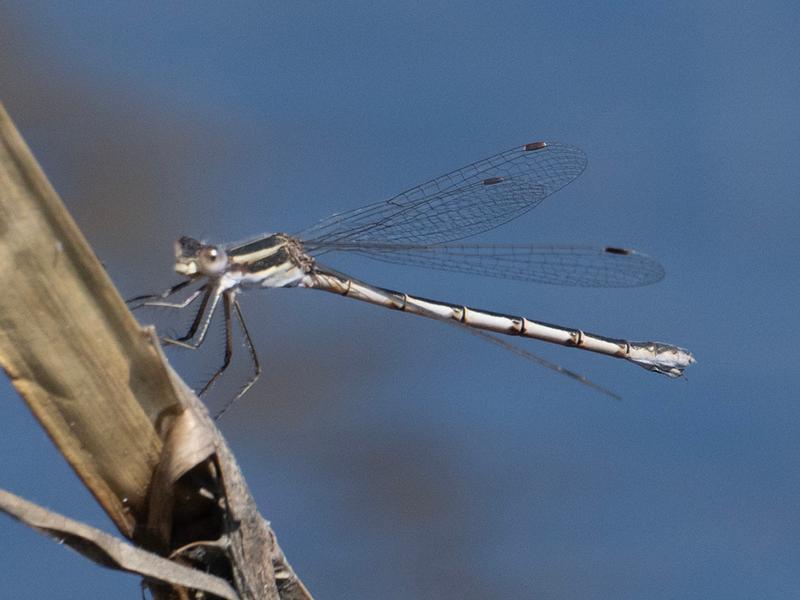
top-left (174, 234), bottom-right (314, 290)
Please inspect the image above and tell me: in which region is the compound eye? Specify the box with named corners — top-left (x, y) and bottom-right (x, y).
top-left (203, 248), bottom-right (219, 261)
top-left (199, 246), bottom-right (227, 273)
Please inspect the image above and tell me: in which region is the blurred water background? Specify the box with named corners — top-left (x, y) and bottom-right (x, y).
top-left (1, 3), bottom-right (799, 599)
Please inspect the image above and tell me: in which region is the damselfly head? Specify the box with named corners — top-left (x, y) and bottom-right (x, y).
top-left (173, 236), bottom-right (229, 277)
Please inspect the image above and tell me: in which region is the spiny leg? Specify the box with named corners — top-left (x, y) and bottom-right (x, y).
top-left (127, 281), bottom-right (212, 351)
top-left (213, 296), bottom-right (262, 420)
top-left (163, 286), bottom-right (220, 349)
top-left (198, 291), bottom-right (235, 397)
top-left (126, 280), bottom-right (193, 309)
top-left (135, 287), bottom-right (205, 311)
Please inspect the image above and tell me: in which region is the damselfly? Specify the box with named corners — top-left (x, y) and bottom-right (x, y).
top-left (129, 141), bottom-right (694, 417)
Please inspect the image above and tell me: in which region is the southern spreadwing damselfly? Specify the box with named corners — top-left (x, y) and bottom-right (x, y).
top-left (129, 141), bottom-right (695, 417)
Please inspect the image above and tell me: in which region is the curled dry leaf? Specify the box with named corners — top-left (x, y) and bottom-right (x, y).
top-left (0, 489), bottom-right (239, 600)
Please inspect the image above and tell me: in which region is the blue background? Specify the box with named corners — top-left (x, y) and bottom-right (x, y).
top-left (1, 3), bottom-right (798, 599)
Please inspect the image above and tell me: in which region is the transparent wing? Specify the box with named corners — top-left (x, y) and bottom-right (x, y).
top-left (296, 142), bottom-right (586, 246)
top-left (311, 242), bottom-right (665, 287)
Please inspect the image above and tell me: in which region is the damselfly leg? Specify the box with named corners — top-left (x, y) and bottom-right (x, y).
top-left (212, 296), bottom-right (262, 420)
top-left (126, 279), bottom-right (194, 309)
top-left (128, 283), bottom-right (261, 414)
